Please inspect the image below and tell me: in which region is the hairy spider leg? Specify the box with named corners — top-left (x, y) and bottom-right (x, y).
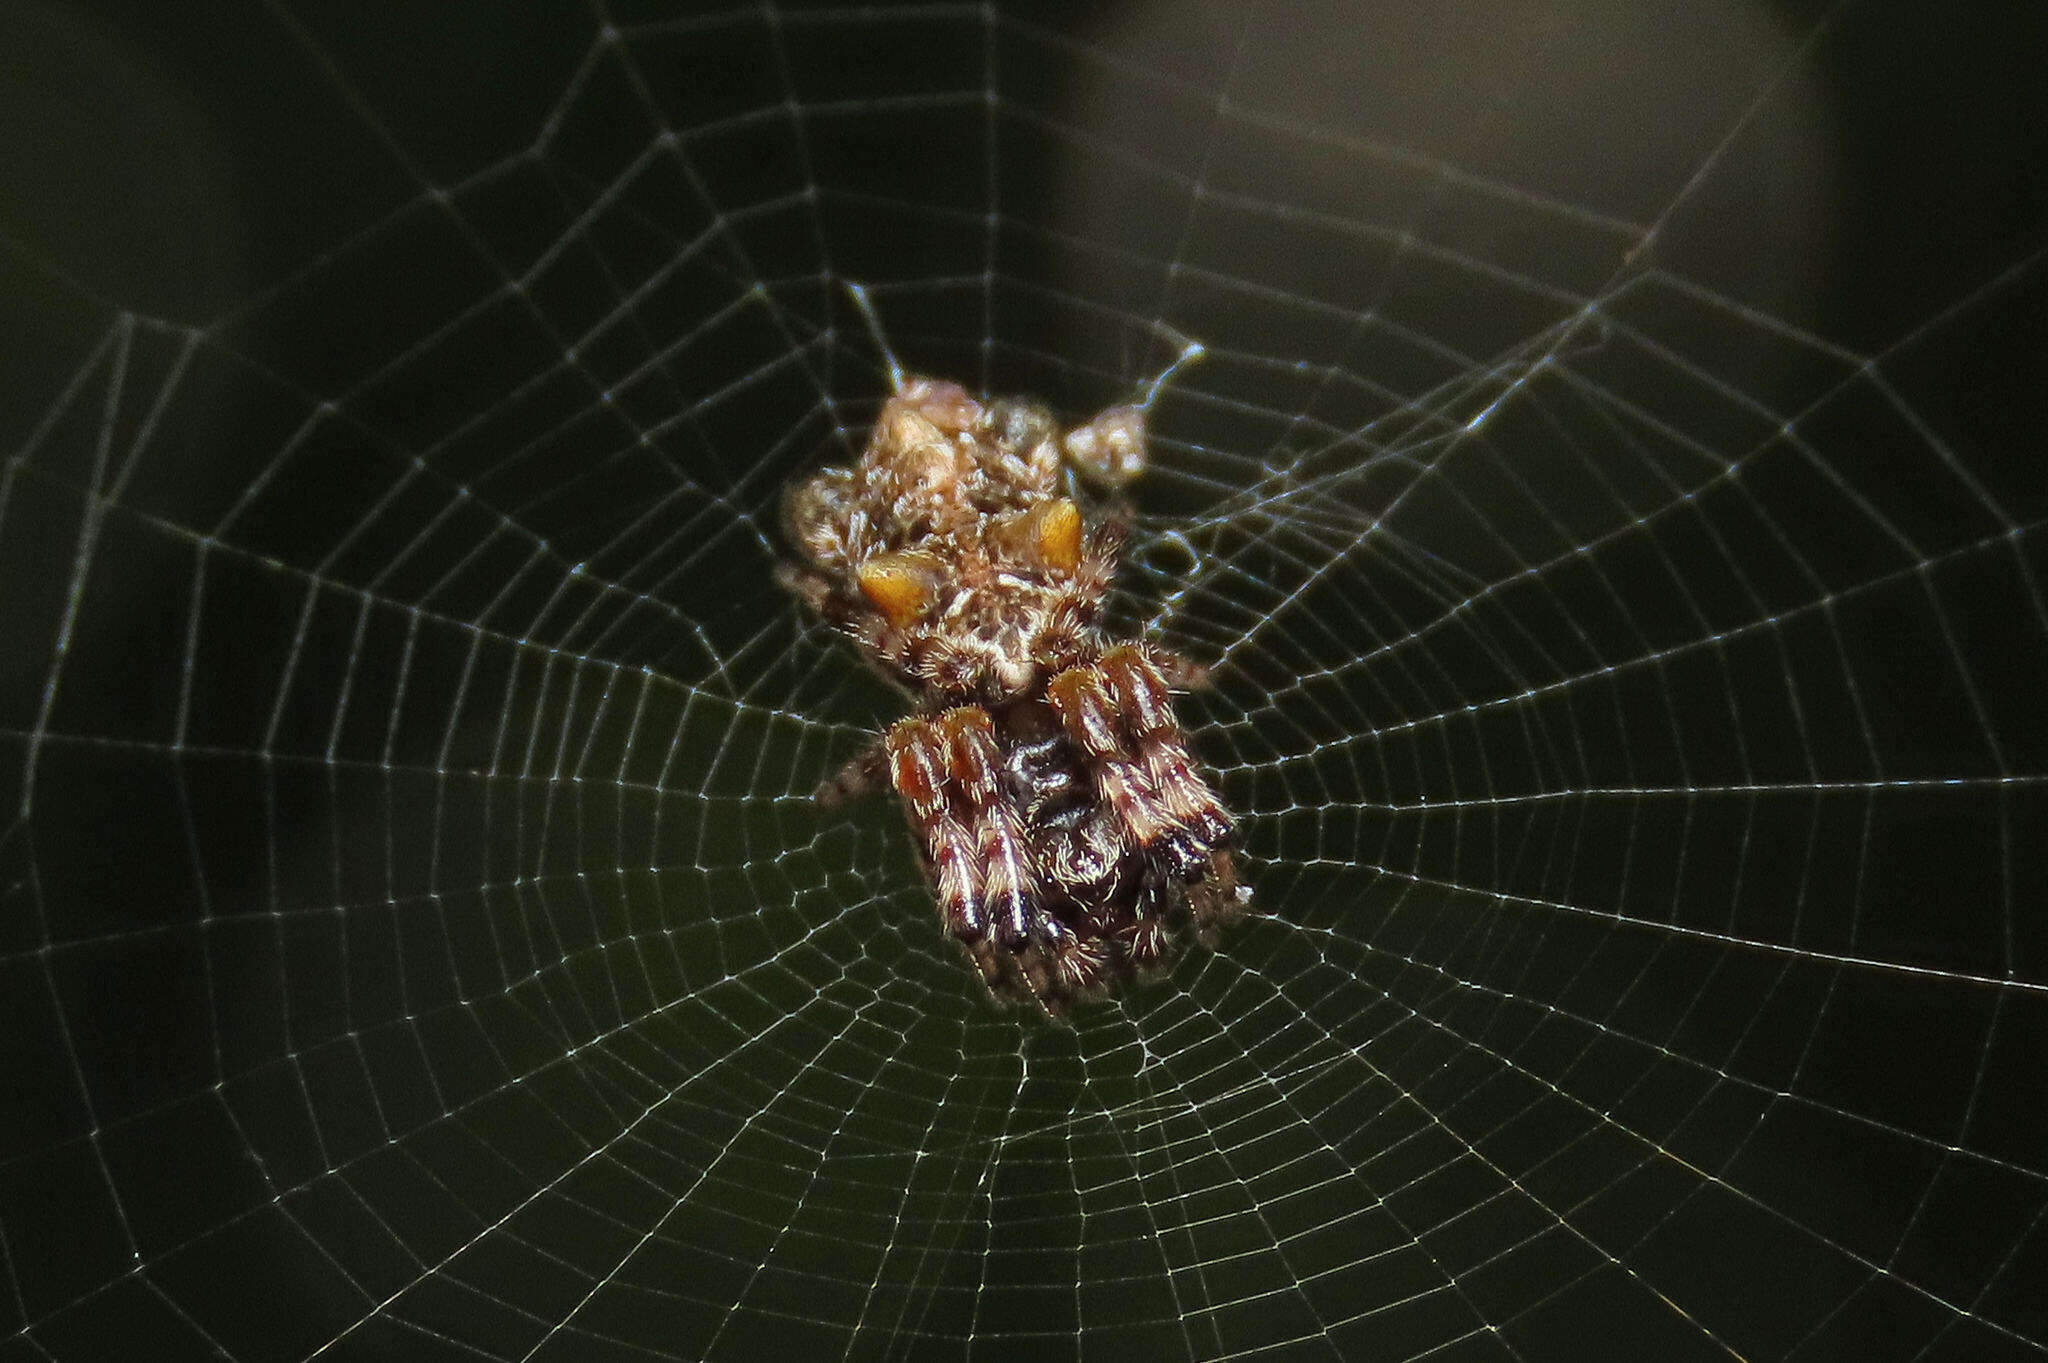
top-left (885, 718), bottom-right (989, 949)
top-left (1099, 647), bottom-right (1234, 853)
top-left (1046, 661), bottom-right (1194, 874)
top-left (938, 709), bottom-right (1036, 952)
top-left (1048, 650), bottom-right (1238, 883)
top-left (1096, 647), bottom-right (1250, 937)
top-left (1185, 850), bottom-right (1252, 941)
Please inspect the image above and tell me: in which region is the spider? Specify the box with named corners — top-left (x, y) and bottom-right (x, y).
top-left (777, 286), bottom-right (1249, 1015)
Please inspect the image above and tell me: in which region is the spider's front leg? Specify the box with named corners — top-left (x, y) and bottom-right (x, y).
top-left (939, 709), bottom-right (1118, 1010)
top-left (1050, 650), bottom-right (1250, 945)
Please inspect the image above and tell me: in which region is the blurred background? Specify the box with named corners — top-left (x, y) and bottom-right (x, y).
top-left (2, 1), bottom-right (2043, 1359)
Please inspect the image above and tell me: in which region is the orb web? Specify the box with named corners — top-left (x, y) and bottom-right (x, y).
top-left (2, 3), bottom-right (2044, 1361)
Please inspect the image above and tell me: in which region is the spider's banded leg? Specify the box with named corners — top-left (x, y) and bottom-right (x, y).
top-left (1049, 654), bottom-right (1230, 884)
top-left (1099, 646), bottom-right (1233, 852)
top-left (885, 719), bottom-right (988, 948)
top-left (1046, 664), bottom-right (1183, 861)
top-left (1111, 873), bottom-right (1176, 973)
top-left (1047, 919), bottom-right (1113, 1002)
top-left (937, 709), bottom-right (1036, 952)
top-left (1089, 508), bottom-right (1133, 559)
top-left (1041, 515), bottom-right (1127, 659)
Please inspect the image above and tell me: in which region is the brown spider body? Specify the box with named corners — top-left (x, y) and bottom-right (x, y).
top-left (779, 371), bottom-right (1248, 1013)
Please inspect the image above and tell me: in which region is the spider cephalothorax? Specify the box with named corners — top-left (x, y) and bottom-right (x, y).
top-left (779, 337), bottom-right (1248, 1014)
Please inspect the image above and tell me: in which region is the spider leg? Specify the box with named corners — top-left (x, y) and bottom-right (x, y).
top-left (885, 718), bottom-right (989, 950)
top-left (1071, 509), bottom-right (1211, 691)
top-left (897, 712), bottom-right (1064, 1006)
top-left (1107, 865), bottom-right (1176, 974)
top-left (1028, 514), bottom-right (1126, 669)
top-left (1046, 664), bottom-right (1177, 850)
top-left (1100, 647), bottom-right (1233, 853)
top-left (938, 709), bottom-right (1034, 952)
top-left (1050, 921), bottom-right (1113, 1001)
top-left (1091, 505), bottom-right (1135, 554)
top-left (1047, 648), bottom-right (1233, 885)
top-left (1073, 509), bottom-right (1129, 601)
